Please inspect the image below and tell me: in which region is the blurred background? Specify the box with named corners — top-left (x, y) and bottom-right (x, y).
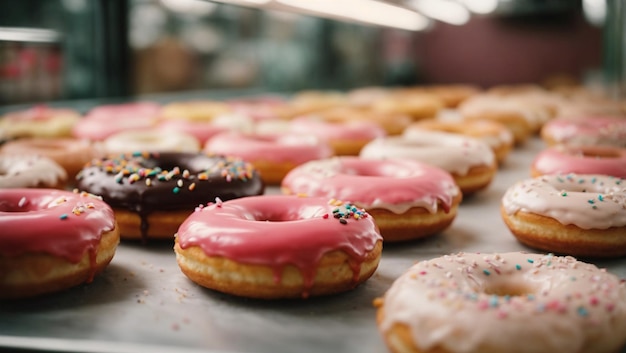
top-left (0, 0), bottom-right (620, 106)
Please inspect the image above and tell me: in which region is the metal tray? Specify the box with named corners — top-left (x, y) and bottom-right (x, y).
top-left (2, 137), bottom-right (625, 353)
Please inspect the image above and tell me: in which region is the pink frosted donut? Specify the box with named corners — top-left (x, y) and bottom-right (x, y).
top-left (204, 132), bottom-right (332, 185)
top-left (289, 115), bottom-right (385, 155)
top-left (541, 116), bottom-right (626, 147)
top-left (281, 157), bottom-right (461, 242)
top-left (376, 252), bottom-right (626, 353)
top-left (174, 195), bottom-right (382, 299)
top-left (72, 102), bottom-right (160, 141)
top-left (0, 189), bottom-right (119, 299)
top-left (531, 145), bottom-right (626, 178)
top-left (227, 95), bottom-right (289, 121)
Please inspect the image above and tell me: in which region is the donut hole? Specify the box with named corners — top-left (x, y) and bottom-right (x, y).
top-left (481, 282), bottom-right (534, 297)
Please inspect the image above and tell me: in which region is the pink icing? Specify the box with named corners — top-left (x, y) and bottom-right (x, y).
top-left (532, 146), bottom-right (626, 178)
top-left (227, 96), bottom-right (288, 121)
top-left (157, 120), bottom-right (228, 144)
top-left (3, 105), bottom-right (78, 122)
top-left (176, 195), bottom-right (382, 295)
top-left (0, 189), bottom-right (116, 266)
top-left (204, 132), bottom-right (332, 164)
top-left (72, 102), bottom-right (161, 140)
top-left (289, 116), bottom-right (386, 142)
top-left (542, 116), bottom-right (626, 147)
top-left (281, 157), bottom-right (459, 214)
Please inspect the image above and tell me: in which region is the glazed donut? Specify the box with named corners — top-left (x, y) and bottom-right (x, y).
top-left (72, 102), bottom-right (160, 141)
top-left (160, 100), bottom-right (232, 121)
top-left (361, 132), bottom-right (496, 195)
top-left (174, 195), bottom-right (383, 299)
top-left (371, 91), bottom-right (443, 121)
top-left (347, 86), bottom-right (391, 108)
top-left (0, 189), bottom-right (119, 299)
top-left (0, 155), bottom-right (67, 189)
top-left (281, 157), bottom-right (461, 242)
top-left (289, 115), bottom-right (385, 156)
top-left (531, 145), bottom-right (626, 178)
top-left (540, 116), bottom-right (626, 147)
top-left (204, 132), bottom-right (332, 185)
top-left (314, 106), bottom-right (412, 136)
top-left (1, 138), bottom-right (100, 179)
top-left (76, 152), bottom-right (264, 241)
top-left (501, 174), bottom-right (626, 257)
top-left (0, 105), bottom-right (80, 139)
top-left (375, 252), bottom-right (626, 353)
top-left (103, 129), bottom-right (200, 154)
top-left (405, 119), bottom-right (513, 165)
top-left (422, 84), bottom-right (481, 108)
top-left (284, 90), bottom-right (348, 119)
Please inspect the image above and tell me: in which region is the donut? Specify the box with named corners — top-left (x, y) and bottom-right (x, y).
top-left (226, 95), bottom-right (289, 121)
top-left (0, 189), bottom-right (120, 299)
top-left (422, 84), bottom-right (481, 108)
top-left (72, 102), bottom-right (160, 141)
top-left (281, 157), bottom-right (461, 242)
top-left (458, 95), bottom-right (552, 144)
top-left (531, 145), bottom-right (626, 178)
top-left (0, 155), bottom-right (67, 189)
top-left (1, 138), bottom-right (100, 179)
top-left (284, 90), bottom-right (347, 119)
top-left (204, 132), bottom-right (332, 185)
top-left (405, 119), bottom-right (513, 165)
top-left (0, 105), bottom-right (80, 139)
top-left (540, 116), bottom-right (626, 147)
top-left (103, 129), bottom-right (200, 154)
top-left (501, 174), bottom-right (626, 257)
top-left (371, 91), bottom-right (443, 121)
top-left (76, 152), bottom-right (264, 241)
top-left (174, 195), bottom-right (383, 299)
top-left (360, 132), bottom-right (496, 195)
top-left (347, 86), bottom-right (391, 108)
top-left (375, 252), bottom-right (626, 353)
top-left (289, 115), bottom-right (385, 156)
top-left (156, 119), bottom-right (230, 145)
top-left (160, 100), bottom-right (234, 121)
top-left (314, 106), bottom-right (412, 136)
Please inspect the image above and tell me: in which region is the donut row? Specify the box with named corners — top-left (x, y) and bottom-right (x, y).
top-left (1, 82), bottom-right (626, 353)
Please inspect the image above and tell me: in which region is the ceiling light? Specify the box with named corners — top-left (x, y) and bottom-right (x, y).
top-left (409, 0), bottom-right (470, 25)
top-left (275, 0), bottom-right (431, 31)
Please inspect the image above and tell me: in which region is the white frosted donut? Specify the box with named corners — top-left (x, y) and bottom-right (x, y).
top-left (360, 131), bottom-right (496, 195)
top-left (103, 129), bottom-right (200, 154)
top-left (376, 252), bottom-right (626, 353)
top-left (0, 155), bottom-right (67, 188)
top-left (501, 174), bottom-right (626, 257)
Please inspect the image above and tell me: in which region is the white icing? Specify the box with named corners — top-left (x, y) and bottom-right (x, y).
top-left (0, 155), bottom-right (66, 188)
top-left (360, 132), bottom-right (494, 176)
top-left (502, 174), bottom-right (626, 229)
top-left (380, 252), bottom-right (626, 353)
top-left (103, 129), bottom-right (200, 154)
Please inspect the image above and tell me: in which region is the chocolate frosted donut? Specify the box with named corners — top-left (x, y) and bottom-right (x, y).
top-left (76, 152), bottom-right (264, 240)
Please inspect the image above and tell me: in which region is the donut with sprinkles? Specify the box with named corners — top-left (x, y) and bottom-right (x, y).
top-left (76, 152), bottom-right (264, 241)
top-left (375, 252), bottom-right (626, 353)
top-left (501, 174), bottom-right (626, 257)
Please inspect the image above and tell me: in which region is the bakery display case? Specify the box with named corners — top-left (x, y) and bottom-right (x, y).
top-left (1, 1), bottom-right (626, 353)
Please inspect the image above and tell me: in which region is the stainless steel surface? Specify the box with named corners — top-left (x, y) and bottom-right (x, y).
top-left (1, 137), bottom-right (625, 353)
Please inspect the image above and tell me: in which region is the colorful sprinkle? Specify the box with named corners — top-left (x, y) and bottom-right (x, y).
top-left (59, 213), bottom-right (68, 220)
top-left (482, 269), bottom-right (491, 276)
top-left (515, 264), bottom-right (521, 270)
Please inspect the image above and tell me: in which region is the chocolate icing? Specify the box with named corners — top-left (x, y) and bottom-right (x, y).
top-left (76, 152), bottom-right (264, 239)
